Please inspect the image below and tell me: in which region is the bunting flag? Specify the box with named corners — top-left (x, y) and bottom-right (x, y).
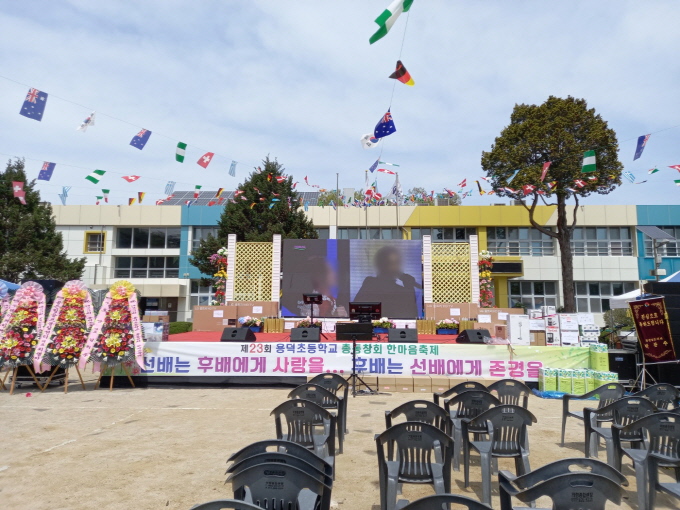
top-left (165, 181), bottom-right (176, 195)
top-left (389, 60), bottom-right (415, 86)
top-left (77, 111), bottom-right (95, 132)
top-left (623, 171), bottom-right (636, 184)
top-left (634, 180), bottom-right (648, 185)
top-left (503, 187), bottom-right (517, 194)
top-left (128, 198), bottom-right (136, 205)
top-left (634, 134), bottom-right (651, 160)
top-left (38, 162), bottom-right (56, 181)
top-left (369, 0), bottom-right (414, 44)
top-left (271, 198), bottom-right (280, 202)
top-left (476, 181), bottom-right (486, 195)
top-left (508, 169), bottom-right (521, 184)
top-left (102, 189), bottom-right (110, 202)
top-left (379, 160), bottom-right (400, 167)
top-left (523, 184), bottom-right (536, 194)
top-left (197, 152), bottom-right (214, 168)
top-left (85, 169), bottom-right (106, 184)
top-left (675, 180), bottom-right (680, 186)
top-left (540, 162), bottom-right (551, 181)
top-left (122, 175), bottom-right (140, 182)
top-left (194, 185), bottom-right (202, 198)
top-left (96, 196), bottom-right (103, 205)
top-left (12, 181), bottom-right (24, 199)
top-left (547, 181), bottom-right (557, 190)
top-left (19, 87), bottom-right (48, 121)
top-left (229, 160), bottom-right (237, 177)
top-left (574, 179), bottom-right (586, 188)
top-left (185, 200), bottom-right (195, 207)
top-left (582, 150), bottom-right (596, 173)
top-left (374, 109), bottom-right (396, 139)
top-left (269, 203), bottom-right (276, 209)
top-left (218, 197), bottom-right (225, 205)
top-left (250, 203), bottom-right (256, 209)
top-left (58, 194), bottom-right (66, 205)
top-left (156, 199), bottom-right (165, 205)
top-left (457, 179), bottom-right (467, 188)
top-left (361, 134), bottom-right (380, 149)
top-left (648, 168), bottom-right (660, 175)
top-left (377, 168), bottom-right (396, 175)
top-left (444, 188), bottom-right (456, 197)
top-left (587, 176), bottom-right (598, 181)
top-left (138, 192), bottom-right (146, 203)
top-left (275, 176), bottom-right (286, 183)
top-left (669, 165), bottom-right (680, 172)
top-left (62, 186), bottom-right (71, 198)
top-left (240, 196), bottom-right (248, 201)
top-left (215, 188), bottom-right (224, 198)
top-left (234, 189), bottom-right (245, 196)
top-left (208, 200), bottom-right (217, 206)
top-left (292, 182), bottom-right (298, 189)
top-left (267, 173), bottom-right (273, 182)
top-left (479, 176), bottom-right (490, 182)
top-left (369, 159), bottom-right (379, 173)
top-left (130, 129), bottom-right (152, 150)
top-left (176, 142), bottom-right (187, 162)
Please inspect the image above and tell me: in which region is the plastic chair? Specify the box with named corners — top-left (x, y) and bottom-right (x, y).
top-left (396, 494), bottom-right (492, 510)
top-left (444, 391), bottom-right (502, 471)
top-left (307, 373), bottom-right (350, 433)
top-left (270, 400), bottom-right (336, 470)
top-left (634, 382), bottom-right (680, 410)
top-left (560, 382), bottom-right (625, 446)
top-left (385, 400), bottom-right (452, 435)
top-left (488, 379), bottom-right (531, 409)
top-left (650, 454), bottom-right (680, 510)
top-left (226, 462), bottom-right (331, 510)
top-left (498, 472), bottom-right (623, 510)
top-left (613, 412), bottom-right (680, 510)
top-left (584, 396), bottom-right (656, 465)
top-left (227, 439), bottom-right (333, 479)
top-left (498, 458), bottom-right (627, 510)
top-left (288, 383), bottom-right (345, 453)
top-left (375, 421), bottom-right (454, 510)
top-left (190, 500), bottom-right (263, 510)
top-left (463, 405), bottom-right (537, 506)
top-left (433, 380), bottom-right (487, 406)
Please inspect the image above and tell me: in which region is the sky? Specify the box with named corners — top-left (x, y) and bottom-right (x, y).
top-left (1, 1), bottom-right (680, 206)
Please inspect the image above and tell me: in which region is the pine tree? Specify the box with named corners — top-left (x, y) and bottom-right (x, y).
top-left (0, 159), bottom-right (85, 282)
top-left (190, 157), bottom-right (318, 276)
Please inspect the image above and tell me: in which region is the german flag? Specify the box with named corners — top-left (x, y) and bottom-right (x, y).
top-left (215, 188), bottom-right (224, 198)
top-left (389, 60), bottom-right (414, 86)
top-left (138, 191), bottom-right (146, 203)
top-left (128, 198), bottom-right (136, 206)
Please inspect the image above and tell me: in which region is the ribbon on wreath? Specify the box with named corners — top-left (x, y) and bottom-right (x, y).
top-left (33, 293), bottom-right (64, 372)
top-left (128, 292), bottom-right (145, 371)
top-left (78, 294), bottom-right (112, 370)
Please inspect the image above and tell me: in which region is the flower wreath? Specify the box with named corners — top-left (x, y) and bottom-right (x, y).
top-left (0, 282), bottom-right (46, 368)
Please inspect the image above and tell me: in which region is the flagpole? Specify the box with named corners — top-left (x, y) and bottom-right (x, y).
top-left (365, 170), bottom-right (369, 238)
top-left (396, 172), bottom-right (400, 238)
top-left (336, 172), bottom-right (339, 236)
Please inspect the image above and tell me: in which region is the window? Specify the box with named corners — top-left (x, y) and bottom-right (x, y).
top-left (315, 228), bottom-right (330, 239)
top-left (190, 280), bottom-right (214, 307)
top-left (192, 227), bottom-right (218, 251)
top-left (338, 227), bottom-right (402, 240)
top-left (487, 227), bottom-right (554, 256)
top-left (83, 231), bottom-right (106, 253)
top-left (574, 281), bottom-right (637, 313)
top-left (643, 226), bottom-right (680, 257)
top-left (116, 227), bottom-right (181, 249)
top-left (509, 281), bottom-right (558, 309)
top-left (114, 256), bottom-right (180, 278)
top-left (571, 227), bottom-right (633, 256)
top-left (411, 227), bottom-right (476, 242)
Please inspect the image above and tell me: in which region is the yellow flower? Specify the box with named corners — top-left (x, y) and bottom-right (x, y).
top-left (111, 280), bottom-right (135, 300)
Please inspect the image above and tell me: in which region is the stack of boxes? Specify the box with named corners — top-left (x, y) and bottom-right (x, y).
top-left (538, 343), bottom-right (619, 393)
top-left (558, 313), bottom-right (580, 346)
top-left (579, 324), bottom-right (600, 345)
top-left (141, 311), bottom-right (170, 342)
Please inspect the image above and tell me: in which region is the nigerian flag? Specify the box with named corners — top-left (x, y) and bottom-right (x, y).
top-left (369, 0), bottom-right (414, 44)
top-left (648, 167), bottom-right (660, 174)
top-left (581, 150), bottom-right (596, 173)
top-left (85, 169), bottom-right (106, 184)
top-left (176, 141), bottom-right (187, 163)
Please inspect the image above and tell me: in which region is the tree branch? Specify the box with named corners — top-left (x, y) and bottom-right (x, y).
top-left (518, 193), bottom-right (558, 238)
top-left (569, 194), bottom-right (580, 232)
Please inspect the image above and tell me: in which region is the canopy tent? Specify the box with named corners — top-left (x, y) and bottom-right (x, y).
top-left (609, 271), bottom-right (680, 309)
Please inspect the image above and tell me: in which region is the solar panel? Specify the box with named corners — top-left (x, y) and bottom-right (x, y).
top-left (636, 226), bottom-right (676, 241)
top-left (159, 191), bottom-right (320, 206)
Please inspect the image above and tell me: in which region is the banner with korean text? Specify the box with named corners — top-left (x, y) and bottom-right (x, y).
top-left (629, 296), bottom-right (677, 363)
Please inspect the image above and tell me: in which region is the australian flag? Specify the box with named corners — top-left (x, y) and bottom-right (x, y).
top-left (38, 162), bottom-right (56, 181)
top-left (374, 109), bottom-right (396, 139)
top-left (19, 88), bottom-right (48, 121)
top-left (633, 134), bottom-right (651, 161)
top-left (130, 128), bottom-right (152, 150)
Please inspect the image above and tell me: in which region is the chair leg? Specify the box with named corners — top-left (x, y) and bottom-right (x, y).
top-left (519, 452), bottom-right (530, 476)
top-left (480, 452), bottom-right (492, 506)
top-left (604, 438), bottom-right (617, 467)
top-left (464, 443), bottom-right (471, 488)
top-left (492, 457), bottom-right (499, 476)
top-left (385, 477), bottom-right (399, 510)
top-left (561, 413), bottom-right (567, 446)
top-left (634, 461), bottom-right (649, 510)
top-left (453, 425), bottom-right (462, 471)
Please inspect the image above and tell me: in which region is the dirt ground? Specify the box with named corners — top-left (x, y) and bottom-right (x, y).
top-left (0, 372), bottom-right (677, 510)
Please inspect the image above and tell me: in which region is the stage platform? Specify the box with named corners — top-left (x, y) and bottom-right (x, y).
top-left (168, 331), bottom-right (459, 343)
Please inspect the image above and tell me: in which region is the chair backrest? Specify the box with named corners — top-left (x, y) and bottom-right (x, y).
top-left (469, 405), bottom-right (536, 456)
top-left (595, 396), bottom-right (656, 442)
top-left (226, 451), bottom-right (332, 485)
top-left (509, 458), bottom-right (627, 490)
top-left (591, 383), bottom-right (626, 414)
top-left (399, 494), bottom-right (493, 510)
top-left (385, 400), bottom-right (452, 434)
top-left (376, 421), bottom-right (453, 484)
top-left (487, 378), bottom-right (531, 408)
top-left (444, 391), bottom-right (502, 422)
top-left (617, 412), bottom-right (680, 463)
top-left (190, 500), bottom-right (263, 510)
top-left (288, 383), bottom-right (340, 410)
top-left (634, 383), bottom-right (680, 410)
top-left (227, 439), bottom-right (332, 476)
top-left (509, 473), bottom-right (622, 509)
top-left (434, 381), bottom-right (488, 405)
top-left (226, 462), bottom-right (330, 510)
top-left (307, 373), bottom-right (349, 399)
top-left (271, 399), bottom-right (335, 452)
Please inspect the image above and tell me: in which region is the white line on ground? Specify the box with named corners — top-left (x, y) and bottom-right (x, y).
top-left (42, 439), bottom-right (76, 453)
top-left (0, 465), bottom-right (8, 472)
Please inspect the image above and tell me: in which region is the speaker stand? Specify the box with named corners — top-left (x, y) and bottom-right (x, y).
top-left (346, 334), bottom-right (377, 397)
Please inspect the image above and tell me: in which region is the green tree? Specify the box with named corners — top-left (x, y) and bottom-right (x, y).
top-left (190, 157), bottom-right (318, 277)
top-left (317, 189), bottom-right (364, 207)
top-left (481, 96), bottom-right (623, 312)
top-left (0, 159), bottom-right (85, 282)
top-left (407, 187), bottom-right (461, 205)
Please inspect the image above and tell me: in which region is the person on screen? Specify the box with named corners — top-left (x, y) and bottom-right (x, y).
top-left (353, 245), bottom-right (422, 317)
top-left (296, 256), bottom-right (347, 317)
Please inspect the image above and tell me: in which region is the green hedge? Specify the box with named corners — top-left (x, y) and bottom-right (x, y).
top-left (169, 322), bottom-right (193, 335)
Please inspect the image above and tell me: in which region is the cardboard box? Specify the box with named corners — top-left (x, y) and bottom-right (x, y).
top-left (545, 326), bottom-right (561, 346)
top-left (413, 376), bottom-right (432, 394)
top-left (235, 301), bottom-right (279, 319)
top-left (560, 330), bottom-right (580, 346)
top-left (142, 322), bottom-right (169, 342)
top-left (143, 314), bottom-right (169, 323)
top-left (379, 376), bottom-right (397, 392)
top-left (539, 368), bottom-right (557, 392)
top-left (494, 325), bottom-right (507, 340)
top-left (558, 314), bottom-right (579, 331)
top-left (393, 376), bottom-right (414, 393)
top-left (192, 305), bottom-right (239, 331)
top-left (430, 376), bottom-right (451, 393)
top-left (425, 303), bottom-right (478, 321)
top-left (508, 314), bottom-right (530, 345)
top-left (529, 319), bottom-right (546, 331)
top-left (530, 331), bottom-right (546, 346)
top-left (544, 316), bottom-right (559, 328)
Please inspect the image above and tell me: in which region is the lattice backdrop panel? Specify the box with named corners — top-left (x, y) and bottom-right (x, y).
top-left (234, 242), bottom-right (273, 301)
top-left (431, 243), bottom-right (472, 303)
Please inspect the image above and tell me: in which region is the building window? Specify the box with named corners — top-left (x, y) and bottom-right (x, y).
top-left (571, 227), bottom-right (633, 256)
top-left (315, 228), bottom-right (330, 239)
top-left (411, 227), bottom-right (476, 242)
top-left (192, 227), bottom-right (219, 252)
top-left (116, 227), bottom-right (181, 249)
top-left (338, 227), bottom-right (402, 240)
top-left (487, 227), bottom-right (554, 256)
top-left (83, 231), bottom-right (106, 253)
top-left (643, 226), bottom-right (680, 257)
top-left (574, 281), bottom-right (637, 313)
top-left (509, 281), bottom-right (558, 309)
top-left (190, 280), bottom-right (214, 307)
top-left (114, 256), bottom-right (180, 278)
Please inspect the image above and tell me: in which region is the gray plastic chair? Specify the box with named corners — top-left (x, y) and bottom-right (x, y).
top-left (288, 383), bottom-right (345, 453)
top-left (488, 379), bottom-right (531, 408)
top-left (190, 500), bottom-right (263, 510)
top-left (560, 383), bottom-right (625, 446)
top-left (634, 383), bottom-right (680, 410)
top-left (444, 391), bottom-right (502, 471)
top-left (463, 405), bottom-right (537, 506)
top-left (307, 373), bottom-right (350, 433)
top-left (396, 494), bottom-right (492, 510)
top-left (226, 462), bottom-right (331, 510)
top-left (584, 396), bottom-right (656, 465)
top-left (613, 412), bottom-right (680, 510)
top-left (498, 472), bottom-right (623, 510)
top-left (385, 400), bottom-right (452, 435)
top-left (650, 455), bottom-right (680, 510)
top-left (375, 421), bottom-right (454, 510)
top-left (433, 380), bottom-right (488, 406)
top-left (498, 458), bottom-right (627, 510)
top-left (227, 439), bottom-right (333, 479)
top-left (271, 400), bottom-right (336, 470)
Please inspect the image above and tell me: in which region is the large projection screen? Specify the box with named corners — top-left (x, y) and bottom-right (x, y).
top-left (280, 239), bottom-right (423, 318)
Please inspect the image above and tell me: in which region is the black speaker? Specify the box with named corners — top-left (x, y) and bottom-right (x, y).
top-left (457, 329), bottom-right (491, 344)
top-left (290, 327), bottom-right (321, 342)
top-left (220, 327), bottom-right (257, 342)
top-left (388, 328), bottom-right (418, 343)
top-left (608, 349), bottom-right (638, 382)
